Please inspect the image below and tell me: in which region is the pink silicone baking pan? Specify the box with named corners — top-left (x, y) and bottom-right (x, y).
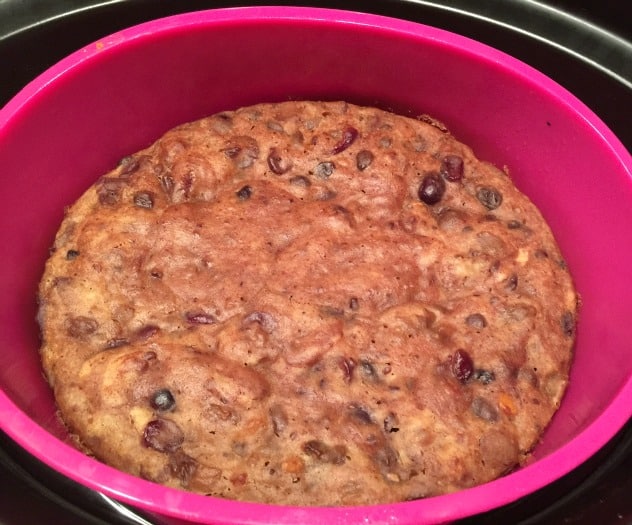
top-left (0, 6), bottom-right (630, 525)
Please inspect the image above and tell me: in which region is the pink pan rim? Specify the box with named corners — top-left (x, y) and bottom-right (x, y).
top-left (1, 6), bottom-right (630, 524)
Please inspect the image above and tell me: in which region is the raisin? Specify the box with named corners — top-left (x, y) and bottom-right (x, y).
top-left (236, 185), bottom-right (252, 200)
top-left (289, 175), bottom-right (311, 187)
top-left (474, 369), bottom-right (496, 384)
top-left (418, 172), bottom-right (446, 205)
top-left (507, 220), bottom-right (523, 229)
top-left (506, 274), bottom-right (518, 291)
top-left (383, 412), bottom-right (400, 433)
top-left (266, 120), bottom-right (284, 132)
top-left (66, 316), bottom-right (98, 338)
top-left (440, 155), bottom-right (464, 182)
top-left (159, 173), bottom-right (175, 196)
top-left (451, 349), bottom-right (474, 384)
top-left (418, 114), bottom-right (449, 132)
top-left (302, 440), bottom-right (347, 465)
top-left (314, 161), bottom-right (335, 178)
top-left (269, 404), bottom-right (288, 436)
top-left (230, 473), bottom-right (248, 486)
top-left (267, 148), bottom-right (292, 174)
top-left (135, 324), bottom-right (160, 340)
top-left (66, 249), bottom-right (80, 260)
top-left (222, 136), bottom-right (259, 169)
top-left (142, 418), bottom-right (184, 452)
top-left (561, 311), bottom-right (575, 337)
top-left (320, 305), bottom-right (345, 318)
top-left (476, 187), bottom-right (503, 210)
top-left (471, 397), bottom-right (499, 422)
top-left (339, 357), bottom-right (356, 384)
top-left (359, 360), bottom-right (379, 382)
top-left (243, 311), bottom-right (276, 333)
top-left (328, 445), bottom-right (348, 465)
top-left (465, 313), bottom-right (487, 329)
top-left (168, 449), bottom-right (197, 486)
top-left (349, 297), bottom-right (360, 310)
top-left (133, 191), bottom-right (154, 209)
top-left (97, 177), bottom-right (126, 205)
top-left (373, 444), bottom-right (400, 478)
top-left (105, 337), bottom-right (129, 349)
top-left (356, 149), bottom-right (374, 171)
top-left (349, 405), bottom-right (373, 424)
top-left (302, 440), bottom-right (329, 459)
top-left (332, 127), bottom-right (358, 154)
top-left (406, 494), bottom-right (428, 501)
top-left (150, 388), bottom-right (176, 411)
top-left (332, 204), bottom-right (355, 227)
top-left (118, 155), bottom-right (140, 176)
top-left (185, 312), bottom-right (217, 325)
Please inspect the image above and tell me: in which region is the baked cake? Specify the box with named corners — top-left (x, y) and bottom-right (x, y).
top-left (37, 100), bottom-right (578, 505)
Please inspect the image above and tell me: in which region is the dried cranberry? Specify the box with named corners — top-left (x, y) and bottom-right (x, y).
top-left (332, 127), bottom-right (358, 154)
top-left (440, 155), bottom-right (464, 182)
top-left (451, 349), bottom-right (474, 384)
top-left (476, 186), bottom-right (503, 210)
top-left (151, 388), bottom-right (176, 411)
top-left (418, 173), bottom-right (446, 205)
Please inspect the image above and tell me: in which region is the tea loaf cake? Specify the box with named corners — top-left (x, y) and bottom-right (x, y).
top-left (38, 100), bottom-right (578, 505)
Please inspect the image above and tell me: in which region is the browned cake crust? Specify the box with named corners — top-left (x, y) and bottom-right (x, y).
top-left (38, 101), bottom-right (578, 505)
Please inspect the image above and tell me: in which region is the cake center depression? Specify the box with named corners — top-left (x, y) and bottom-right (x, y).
top-left (38, 100), bottom-right (578, 505)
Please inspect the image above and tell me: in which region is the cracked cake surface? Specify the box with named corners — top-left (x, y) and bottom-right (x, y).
top-left (38, 100), bottom-right (578, 505)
